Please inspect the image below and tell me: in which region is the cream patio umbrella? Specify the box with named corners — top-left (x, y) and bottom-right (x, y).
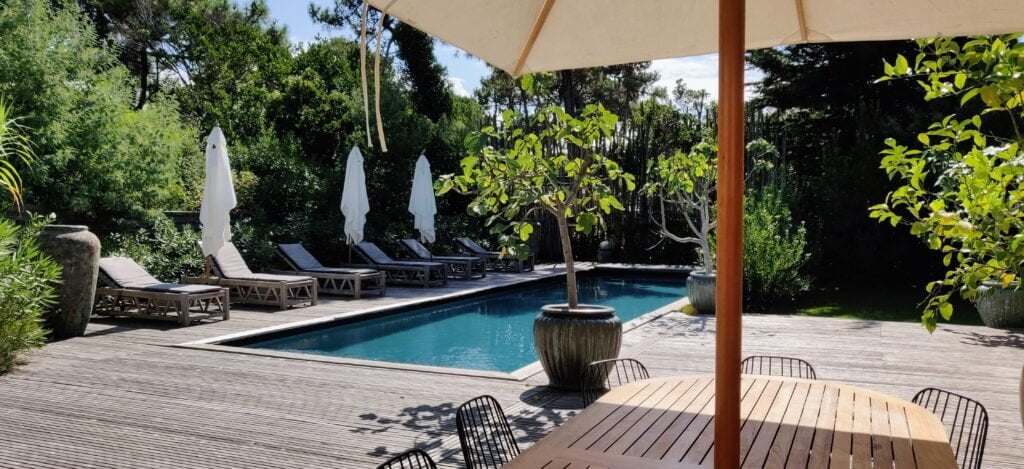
top-left (341, 146), bottom-right (371, 250)
top-left (408, 154), bottom-right (437, 244)
top-left (199, 126), bottom-right (237, 277)
top-left (363, 0), bottom-right (1024, 466)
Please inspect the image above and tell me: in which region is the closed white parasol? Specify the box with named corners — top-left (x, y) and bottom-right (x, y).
top-left (341, 145), bottom-right (371, 245)
top-left (408, 154), bottom-right (437, 243)
top-left (199, 127), bottom-right (237, 258)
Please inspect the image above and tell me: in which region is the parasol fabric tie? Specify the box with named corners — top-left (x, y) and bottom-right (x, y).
top-left (359, 3), bottom-right (372, 148)
top-left (359, 1), bottom-right (391, 153)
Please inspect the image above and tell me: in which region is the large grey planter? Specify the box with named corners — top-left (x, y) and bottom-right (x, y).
top-left (534, 304), bottom-right (621, 390)
top-left (687, 270), bottom-right (716, 314)
top-left (37, 225), bottom-right (100, 340)
top-left (975, 281), bottom-right (1024, 328)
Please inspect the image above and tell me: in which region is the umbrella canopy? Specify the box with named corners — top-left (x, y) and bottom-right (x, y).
top-left (341, 145), bottom-right (371, 245)
top-left (366, 1), bottom-right (1024, 467)
top-left (199, 127), bottom-right (237, 257)
top-left (368, 0), bottom-right (1024, 77)
top-left (408, 154), bottom-right (437, 243)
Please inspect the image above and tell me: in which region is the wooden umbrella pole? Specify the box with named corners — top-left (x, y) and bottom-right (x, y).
top-left (714, 0), bottom-right (745, 467)
top-left (203, 255), bottom-right (212, 281)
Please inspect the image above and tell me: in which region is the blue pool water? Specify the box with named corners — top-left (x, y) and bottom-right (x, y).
top-left (241, 274), bottom-right (685, 372)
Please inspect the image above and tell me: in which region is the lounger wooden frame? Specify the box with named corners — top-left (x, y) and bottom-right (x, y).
top-left (184, 275), bottom-right (317, 310)
top-left (94, 286), bottom-right (230, 326)
top-left (352, 243), bottom-right (447, 288)
top-left (455, 237), bottom-right (535, 273)
top-left (399, 239), bottom-right (486, 280)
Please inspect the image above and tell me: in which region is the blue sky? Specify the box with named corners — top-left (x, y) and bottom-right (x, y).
top-left (265, 0), bottom-right (753, 98)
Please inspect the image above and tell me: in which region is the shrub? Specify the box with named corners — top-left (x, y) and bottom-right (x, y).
top-left (106, 215), bottom-right (203, 282)
top-left (0, 215), bottom-right (60, 374)
top-left (744, 186), bottom-right (811, 308)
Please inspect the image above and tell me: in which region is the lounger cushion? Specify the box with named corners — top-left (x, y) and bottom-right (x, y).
top-left (433, 255), bottom-right (483, 262)
top-left (355, 242), bottom-right (395, 264)
top-left (212, 243), bottom-right (254, 277)
top-left (304, 267), bottom-right (379, 275)
top-left (277, 243), bottom-right (323, 270)
top-left (141, 283), bottom-right (223, 294)
top-left (382, 261), bottom-right (445, 269)
top-left (401, 239), bottom-right (433, 259)
top-left (458, 237), bottom-right (498, 256)
top-left (241, 273), bottom-right (314, 282)
top-left (99, 257), bottom-right (163, 288)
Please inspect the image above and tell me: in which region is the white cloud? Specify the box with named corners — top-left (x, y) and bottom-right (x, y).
top-left (447, 77), bottom-right (472, 98)
top-left (649, 54), bottom-right (762, 99)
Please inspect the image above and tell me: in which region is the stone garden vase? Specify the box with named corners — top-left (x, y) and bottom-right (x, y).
top-left (975, 281), bottom-right (1024, 328)
top-left (687, 270), bottom-right (716, 314)
top-left (37, 225), bottom-right (100, 340)
top-left (534, 304), bottom-right (622, 390)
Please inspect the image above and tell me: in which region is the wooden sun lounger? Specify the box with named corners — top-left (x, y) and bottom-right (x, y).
top-left (399, 238), bottom-right (486, 280)
top-left (94, 257), bottom-right (229, 326)
top-left (184, 243), bottom-right (317, 310)
top-left (352, 241), bottom-right (447, 287)
top-left (455, 237), bottom-right (535, 272)
top-left (274, 243), bottom-right (386, 298)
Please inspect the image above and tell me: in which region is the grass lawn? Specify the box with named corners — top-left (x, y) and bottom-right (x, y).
top-left (770, 285), bottom-right (986, 326)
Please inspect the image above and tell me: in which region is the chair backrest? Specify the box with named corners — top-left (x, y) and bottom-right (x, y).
top-left (276, 243), bottom-right (323, 271)
top-left (581, 358), bottom-right (651, 407)
top-left (210, 243), bottom-right (254, 278)
top-left (355, 242), bottom-right (395, 264)
top-left (741, 355), bottom-right (817, 379)
top-left (376, 449), bottom-right (436, 469)
top-left (456, 395), bottom-right (519, 469)
top-left (912, 388), bottom-right (989, 469)
top-left (457, 237), bottom-right (489, 255)
top-left (98, 257), bottom-right (162, 288)
top-left (400, 239), bottom-right (432, 260)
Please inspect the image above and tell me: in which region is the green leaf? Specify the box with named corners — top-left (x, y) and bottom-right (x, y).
top-left (954, 72), bottom-right (967, 89)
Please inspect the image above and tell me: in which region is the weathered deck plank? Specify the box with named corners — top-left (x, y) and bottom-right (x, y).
top-left (0, 265), bottom-right (1020, 468)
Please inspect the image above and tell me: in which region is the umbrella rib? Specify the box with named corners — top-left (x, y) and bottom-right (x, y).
top-left (794, 0), bottom-right (808, 41)
top-left (512, 0), bottom-right (557, 77)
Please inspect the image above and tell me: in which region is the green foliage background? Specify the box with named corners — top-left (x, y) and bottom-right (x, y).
top-left (0, 215), bottom-right (60, 374)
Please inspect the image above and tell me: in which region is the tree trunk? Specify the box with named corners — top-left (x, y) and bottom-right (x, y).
top-left (555, 211), bottom-right (578, 308)
top-left (136, 48), bottom-right (149, 110)
top-left (559, 69), bottom-right (577, 116)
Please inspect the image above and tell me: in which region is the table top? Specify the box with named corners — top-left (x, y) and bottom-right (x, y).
top-left (505, 375), bottom-right (956, 469)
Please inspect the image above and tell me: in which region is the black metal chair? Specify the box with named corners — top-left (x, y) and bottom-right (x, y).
top-left (581, 358), bottom-right (651, 407)
top-left (376, 449), bottom-right (436, 469)
top-left (912, 388), bottom-right (989, 469)
top-left (455, 395), bottom-right (519, 469)
top-left (740, 355), bottom-right (817, 379)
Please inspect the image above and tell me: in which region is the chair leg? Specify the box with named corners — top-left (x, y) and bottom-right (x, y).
top-left (178, 297), bottom-right (190, 326)
top-left (279, 285), bottom-right (288, 310)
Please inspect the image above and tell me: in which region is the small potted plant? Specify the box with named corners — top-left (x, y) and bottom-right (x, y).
top-left (439, 102), bottom-right (635, 389)
top-left (872, 36), bottom-right (1024, 330)
top-left (646, 142), bottom-right (718, 313)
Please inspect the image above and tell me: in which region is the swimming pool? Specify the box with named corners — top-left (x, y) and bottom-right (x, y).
top-left (235, 273), bottom-right (685, 373)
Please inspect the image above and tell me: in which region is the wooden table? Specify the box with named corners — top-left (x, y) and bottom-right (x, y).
top-left (505, 375), bottom-right (956, 469)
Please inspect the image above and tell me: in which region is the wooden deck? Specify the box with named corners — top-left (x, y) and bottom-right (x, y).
top-left (0, 265), bottom-right (1021, 468)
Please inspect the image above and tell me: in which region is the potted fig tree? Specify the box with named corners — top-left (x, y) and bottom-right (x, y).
top-left (439, 103), bottom-right (635, 389)
top-left (871, 35), bottom-right (1024, 330)
top-left (646, 141), bottom-right (719, 313)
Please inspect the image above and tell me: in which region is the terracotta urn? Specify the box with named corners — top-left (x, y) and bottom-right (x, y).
top-left (37, 225), bottom-right (100, 339)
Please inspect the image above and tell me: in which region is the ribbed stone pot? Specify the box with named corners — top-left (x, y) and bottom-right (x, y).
top-left (975, 281), bottom-right (1024, 328)
top-left (37, 225), bottom-right (100, 340)
top-left (534, 304), bottom-right (622, 390)
top-left (687, 270), bottom-right (716, 314)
